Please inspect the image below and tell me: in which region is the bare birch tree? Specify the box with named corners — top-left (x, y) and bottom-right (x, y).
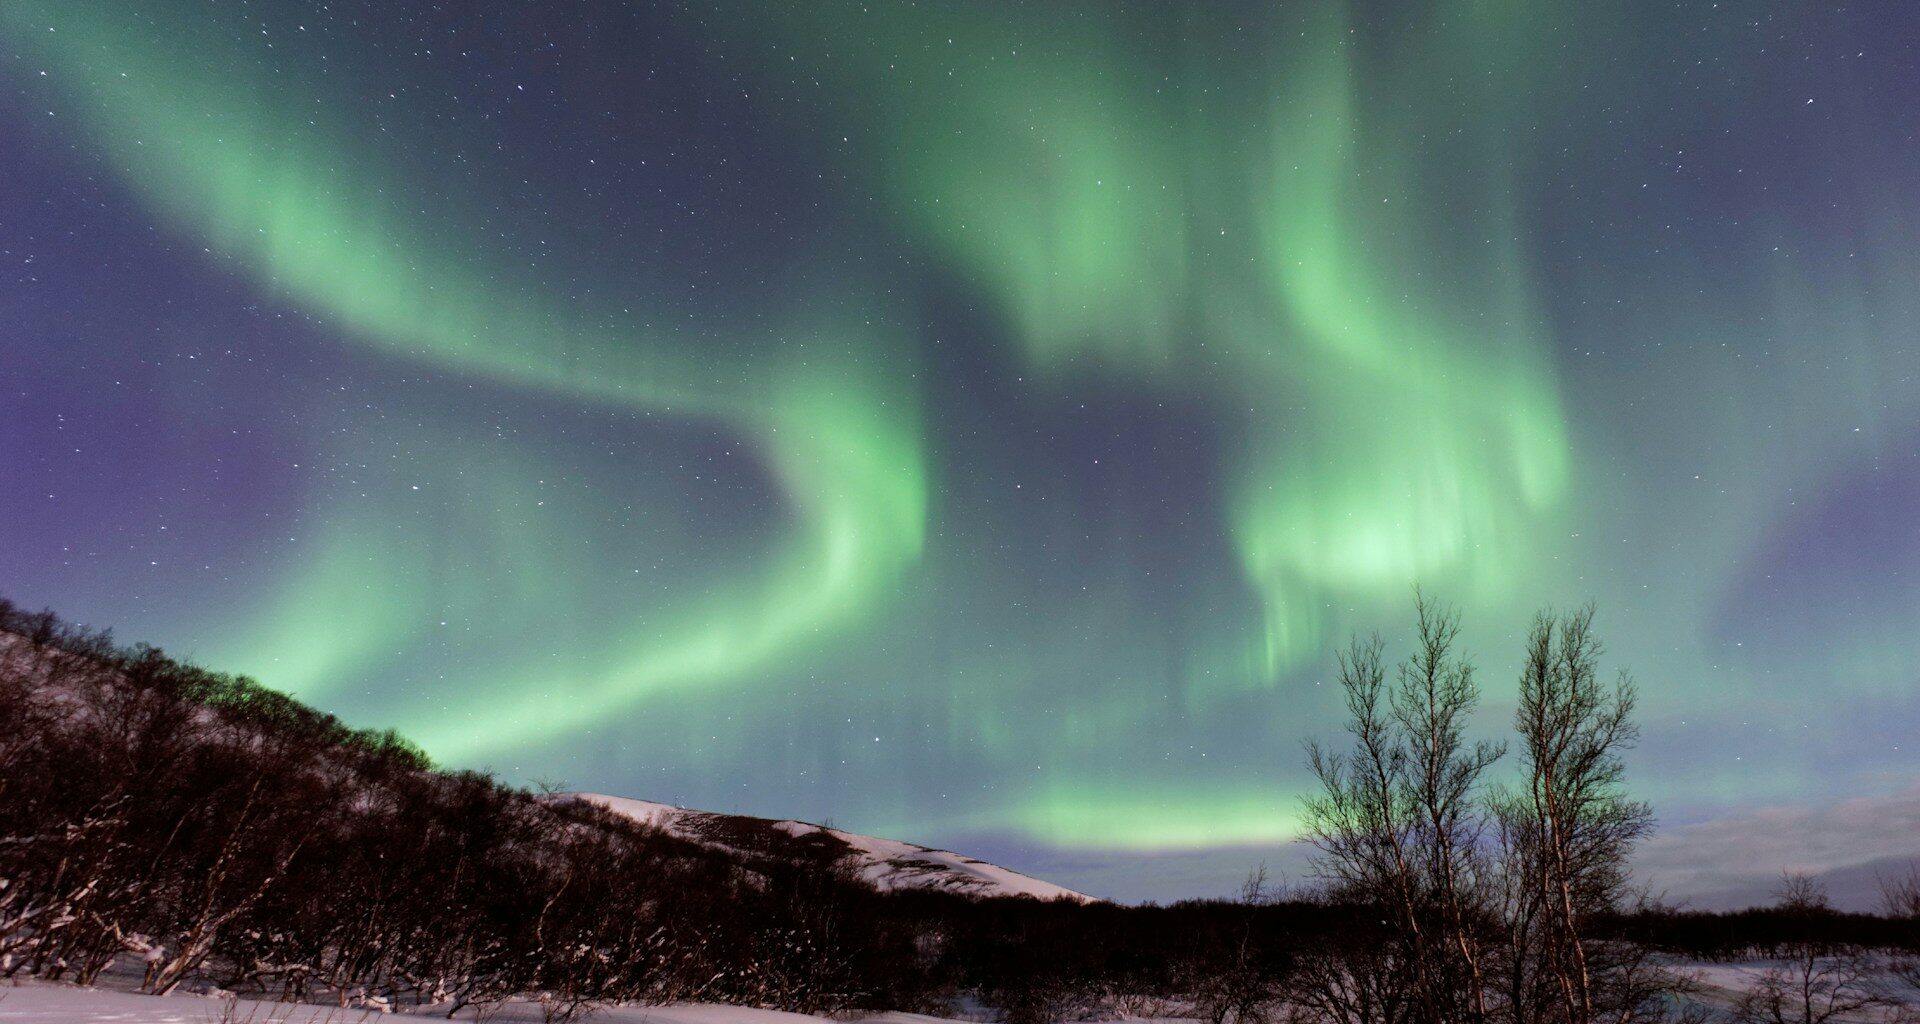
top-left (1301, 596), bottom-right (1502, 1024)
top-left (1509, 607), bottom-right (1652, 1024)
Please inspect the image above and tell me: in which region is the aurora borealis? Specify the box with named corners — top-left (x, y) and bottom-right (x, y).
top-left (4, 2), bottom-right (1917, 902)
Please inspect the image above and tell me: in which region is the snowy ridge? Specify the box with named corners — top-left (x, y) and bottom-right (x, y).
top-left (564, 793), bottom-right (1094, 903)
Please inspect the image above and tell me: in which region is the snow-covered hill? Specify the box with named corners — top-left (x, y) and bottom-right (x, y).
top-left (560, 793), bottom-right (1094, 903)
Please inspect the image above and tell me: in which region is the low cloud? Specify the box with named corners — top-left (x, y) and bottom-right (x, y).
top-left (1636, 783), bottom-right (1920, 910)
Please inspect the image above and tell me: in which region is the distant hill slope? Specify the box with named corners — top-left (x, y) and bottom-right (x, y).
top-left (560, 793), bottom-right (1095, 903)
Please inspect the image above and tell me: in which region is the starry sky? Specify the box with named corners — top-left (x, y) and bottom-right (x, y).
top-left (3, 2), bottom-right (1917, 904)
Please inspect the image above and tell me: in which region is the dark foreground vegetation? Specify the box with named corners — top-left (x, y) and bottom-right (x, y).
top-left (1, 597), bottom-right (1916, 1023)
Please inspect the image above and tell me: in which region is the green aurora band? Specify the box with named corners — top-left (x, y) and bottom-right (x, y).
top-left (3, 3), bottom-right (929, 759)
top-left (15, 1), bottom-right (1898, 863)
top-left (4, 0), bottom-right (1574, 846)
top-left (700, 0), bottom-right (1576, 675)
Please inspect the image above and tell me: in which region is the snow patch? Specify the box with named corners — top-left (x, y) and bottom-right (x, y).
top-left (564, 792), bottom-right (1093, 903)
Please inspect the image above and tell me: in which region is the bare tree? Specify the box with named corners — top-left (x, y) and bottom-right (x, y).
top-left (1733, 875), bottom-right (1914, 1024)
top-left (147, 775), bottom-right (311, 995)
top-left (1298, 601), bottom-right (1684, 1024)
top-left (1509, 607), bottom-right (1652, 1024)
top-left (1302, 631), bottom-right (1430, 1023)
top-left (1191, 867), bottom-right (1282, 1024)
top-left (1300, 596), bottom-right (1503, 1024)
top-left (1881, 863), bottom-right (1920, 995)
top-left (1392, 597), bottom-right (1503, 1021)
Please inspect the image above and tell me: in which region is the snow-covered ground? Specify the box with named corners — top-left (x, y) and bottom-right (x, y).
top-left (567, 793), bottom-right (1092, 902)
top-left (1678, 958), bottom-right (1919, 1020)
top-left (8, 969), bottom-right (1918, 1024)
top-left (0, 982), bottom-right (976, 1024)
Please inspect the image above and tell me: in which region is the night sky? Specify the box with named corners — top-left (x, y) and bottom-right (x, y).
top-left (4, 2), bottom-right (1917, 904)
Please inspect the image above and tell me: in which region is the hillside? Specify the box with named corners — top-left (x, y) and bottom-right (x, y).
top-left (562, 793), bottom-right (1093, 903)
top-left (8, 598), bottom-right (1918, 1024)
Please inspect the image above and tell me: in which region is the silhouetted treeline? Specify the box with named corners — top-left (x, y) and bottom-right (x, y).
top-left (1593, 905), bottom-right (1920, 962)
top-left (2, 598), bottom-right (1917, 1022)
